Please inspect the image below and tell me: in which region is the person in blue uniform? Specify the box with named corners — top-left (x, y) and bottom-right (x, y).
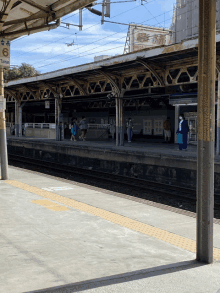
top-left (176, 114), bottom-right (189, 150)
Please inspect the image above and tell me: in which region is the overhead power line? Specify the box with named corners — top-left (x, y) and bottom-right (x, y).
top-left (34, 8), bottom-right (200, 70)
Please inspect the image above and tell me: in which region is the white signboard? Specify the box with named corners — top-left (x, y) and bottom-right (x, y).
top-left (0, 39), bottom-right (10, 67)
top-left (143, 119), bottom-right (152, 135)
top-left (154, 119), bottom-right (164, 135)
top-left (130, 25), bottom-right (171, 53)
top-left (0, 95), bottom-right (6, 112)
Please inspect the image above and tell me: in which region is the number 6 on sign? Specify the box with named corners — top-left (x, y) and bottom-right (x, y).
top-left (0, 38), bottom-right (10, 67)
top-left (2, 48), bottom-right (9, 57)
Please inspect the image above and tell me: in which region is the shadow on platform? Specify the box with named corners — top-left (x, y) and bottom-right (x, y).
top-left (26, 260), bottom-right (206, 293)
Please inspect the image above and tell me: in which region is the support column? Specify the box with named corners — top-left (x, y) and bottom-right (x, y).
top-left (174, 105), bottom-right (180, 143)
top-left (15, 100), bottom-right (19, 137)
top-left (119, 98), bottom-right (124, 146)
top-left (216, 73), bottom-right (220, 155)
top-left (0, 66), bottom-right (8, 180)
top-left (55, 97), bottom-right (62, 141)
top-left (197, 0), bottom-right (216, 263)
top-left (18, 105), bottom-right (22, 137)
top-left (115, 97), bottom-right (119, 146)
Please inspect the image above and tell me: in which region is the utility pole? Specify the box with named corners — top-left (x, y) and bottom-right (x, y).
top-left (197, 0), bottom-right (216, 263)
top-left (0, 66), bottom-right (8, 180)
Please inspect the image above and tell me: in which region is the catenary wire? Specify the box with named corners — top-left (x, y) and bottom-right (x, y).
top-left (14, 0), bottom-right (158, 64)
top-left (12, 0), bottom-right (149, 57)
top-left (29, 3), bottom-right (173, 67)
top-left (34, 5), bottom-right (199, 69)
top-left (35, 20), bottom-right (199, 70)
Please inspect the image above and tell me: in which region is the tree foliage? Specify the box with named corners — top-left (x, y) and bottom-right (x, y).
top-left (4, 63), bottom-right (40, 82)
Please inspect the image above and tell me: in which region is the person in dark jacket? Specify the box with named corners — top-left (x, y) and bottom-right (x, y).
top-left (176, 114), bottom-right (189, 150)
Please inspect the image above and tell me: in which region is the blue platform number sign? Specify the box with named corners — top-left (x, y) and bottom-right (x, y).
top-left (0, 38), bottom-right (10, 68)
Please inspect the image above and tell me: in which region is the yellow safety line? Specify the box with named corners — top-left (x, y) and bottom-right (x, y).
top-left (31, 200), bottom-right (70, 211)
top-left (5, 180), bottom-right (220, 261)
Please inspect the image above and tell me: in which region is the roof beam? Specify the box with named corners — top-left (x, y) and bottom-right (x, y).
top-left (3, 12), bottom-right (47, 27)
top-left (1, 19), bottom-right (60, 39)
top-left (28, 0), bottom-right (95, 29)
top-left (0, 0), bottom-right (17, 30)
top-left (66, 77), bottom-right (87, 95)
top-left (20, 0), bottom-right (50, 13)
top-left (96, 70), bottom-right (121, 96)
top-left (22, 85), bottom-right (37, 100)
top-left (136, 59), bottom-right (165, 87)
top-left (4, 88), bottom-right (17, 100)
top-left (40, 82), bottom-right (61, 98)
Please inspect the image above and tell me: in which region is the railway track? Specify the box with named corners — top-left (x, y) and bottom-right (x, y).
top-left (8, 153), bottom-right (220, 209)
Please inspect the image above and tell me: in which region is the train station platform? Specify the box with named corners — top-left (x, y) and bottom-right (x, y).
top-left (6, 136), bottom-right (220, 193)
top-left (1, 165), bottom-right (220, 293)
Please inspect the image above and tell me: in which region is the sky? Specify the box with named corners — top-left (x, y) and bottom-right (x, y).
top-left (10, 0), bottom-right (176, 74)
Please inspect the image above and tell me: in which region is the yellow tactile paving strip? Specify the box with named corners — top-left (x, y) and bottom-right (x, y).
top-left (5, 180), bottom-right (220, 261)
top-left (31, 199), bottom-right (70, 211)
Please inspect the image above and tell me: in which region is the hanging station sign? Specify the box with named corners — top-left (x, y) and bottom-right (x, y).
top-left (0, 39), bottom-right (10, 67)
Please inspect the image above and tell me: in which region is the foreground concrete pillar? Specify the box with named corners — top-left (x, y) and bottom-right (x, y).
top-left (216, 73), bottom-right (220, 155)
top-left (174, 105), bottom-right (180, 143)
top-left (197, 0), bottom-right (216, 264)
top-left (0, 66), bottom-right (8, 180)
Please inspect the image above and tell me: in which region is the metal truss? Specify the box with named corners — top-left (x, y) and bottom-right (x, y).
top-left (7, 58), bottom-right (220, 103)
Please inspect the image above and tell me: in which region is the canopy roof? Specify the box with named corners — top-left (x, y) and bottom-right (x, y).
top-left (0, 0), bottom-right (95, 40)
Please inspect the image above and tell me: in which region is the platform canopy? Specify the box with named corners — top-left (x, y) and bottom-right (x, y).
top-left (0, 0), bottom-right (95, 40)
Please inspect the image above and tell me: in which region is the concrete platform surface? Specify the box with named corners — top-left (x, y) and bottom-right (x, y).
top-left (0, 166), bottom-right (220, 293)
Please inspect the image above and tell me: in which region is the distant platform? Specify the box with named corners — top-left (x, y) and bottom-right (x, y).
top-left (6, 136), bottom-right (220, 193)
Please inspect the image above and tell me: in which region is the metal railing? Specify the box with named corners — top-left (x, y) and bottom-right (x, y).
top-left (87, 124), bottom-right (110, 130)
top-left (6, 122), bottom-right (13, 128)
top-left (24, 123), bottom-right (56, 129)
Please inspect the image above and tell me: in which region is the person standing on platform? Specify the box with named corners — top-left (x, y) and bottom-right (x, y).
top-left (163, 117), bottom-right (172, 143)
top-left (126, 118), bottom-right (133, 143)
top-left (79, 116), bottom-right (88, 141)
top-left (110, 122), bottom-right (115, 140)
top-left (70, 118), bottom-right (79, 142)
top-left (176, 114), bottom-right (189, 151)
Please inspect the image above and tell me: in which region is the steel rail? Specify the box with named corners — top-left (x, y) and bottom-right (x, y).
top-left (7, 153), bottom-right (220, 208)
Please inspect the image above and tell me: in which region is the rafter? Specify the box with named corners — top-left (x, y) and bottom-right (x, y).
top-left (136, 59), bottom-right (165, 87)
top-left (0, 0), bottom-right (17, 29)
top-left (5, 88), bottom-right (17, 100)
top-left (96, 70), bottom-right (121, 96)
top-left (22, 85), bottom-right (37, 100)
top-left (20, 0), bottom-right (50, 13)
top-left (40, 82), bottom-right (60, 98)
top-left (66, 77), bottom-right (87, 95)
